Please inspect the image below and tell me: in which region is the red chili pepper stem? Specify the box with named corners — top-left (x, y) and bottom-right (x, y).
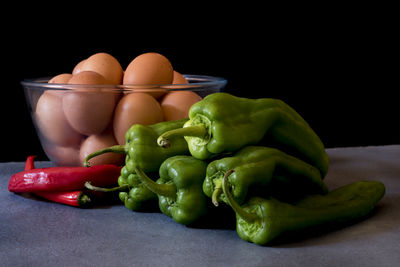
top-left (25, 155), bottom-right (36, 171)
top-left (77, 193), bottom-right (91, 206)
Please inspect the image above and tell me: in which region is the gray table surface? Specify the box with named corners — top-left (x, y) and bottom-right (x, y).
top-left (1, 145), bottom-right (399, 267)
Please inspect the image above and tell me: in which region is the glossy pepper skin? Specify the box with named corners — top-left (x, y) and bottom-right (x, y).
top-left (8, 163), bottom-right (122, 193)
top-left (157, 93), bottom-right (329, 177)
top-left (34, 191), bottom-right (91, 207)
top-left (222, 173), bottom-right (385, 246)
top-left (22, 156), bottom-right (92, 207)
top-left (135, 155), bottom-right (208, 225)
top-left (84, 119), bottom-right (190, 211)
top-left (203, 146), bottom-right (328, 207)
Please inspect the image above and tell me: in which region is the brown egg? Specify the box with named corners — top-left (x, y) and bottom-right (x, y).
top-left (172, 71), bottom-right (188, 84)
top-left (69, 70), bottom-right (121, 101)
top-left (79, 130), bottom-right (124, 166)
top-left (43, 144), bottom-right (81, 166)
top-left (123, 52), bottom-right (173, 85)
top-left (68, 71), bottom-right (107, 85)
top-left (160, 91), bottom-right (202, 121)
top-left (48, 73), bottom-right (73, 84)
top-left (113, 93), bottom-right (164, 144)
top-left (80, 53), bottom-right (123, 84)
top-left (62, 71), bottom-right (116, 135)
top-left (122, 85), bottom-right (167, 100)
top-left (62, 92), bottom-right (116, 136)
top-left (72, 59), bottom-right (86, 75)
top-left (48, 73), bottom-right (73, 97)
top-left (35, 91), bottom-right (83, 147)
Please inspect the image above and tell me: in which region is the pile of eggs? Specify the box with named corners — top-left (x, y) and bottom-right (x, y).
top-left (35, 52), bottom-right (203, 166)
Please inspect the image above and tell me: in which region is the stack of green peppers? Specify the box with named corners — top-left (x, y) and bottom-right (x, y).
top-left (85, 92), bottom-right (385, 246)
top-left (84, 119), bottom-right (190, 211)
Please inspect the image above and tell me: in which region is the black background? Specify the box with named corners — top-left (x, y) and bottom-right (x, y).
top-left (2, 8), bottom-right (397, 162)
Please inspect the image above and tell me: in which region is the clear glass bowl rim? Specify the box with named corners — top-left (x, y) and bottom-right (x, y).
top-left (21, 74), bottom-right (227, 92)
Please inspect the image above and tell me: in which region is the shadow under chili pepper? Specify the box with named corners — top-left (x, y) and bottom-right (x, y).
top-left (82, 190), bottom-right (125, 209)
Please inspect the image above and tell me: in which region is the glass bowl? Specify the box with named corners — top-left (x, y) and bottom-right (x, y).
top-left (21, 74), bottom-right (227, 166)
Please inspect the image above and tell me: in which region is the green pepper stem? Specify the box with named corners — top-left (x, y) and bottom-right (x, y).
top-left (211, 170), bottom-right (234, 207)
top-left (212, 185), bottom-right (222, 207)
top-left (222, 170), bottom-right (258, 223)
top-left (135, 166), bottom-right (177, 199)
top-left (157, 124), bottom-right (207, 148)
top-left (84, 181), bottom-right (130, 192)
top-left (84, 145), bottom-right (127, 167)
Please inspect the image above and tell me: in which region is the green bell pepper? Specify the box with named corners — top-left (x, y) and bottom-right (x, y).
top-left (203, 146), bottom-right (328, 207)
top-left (135, 155), bottom-right (208, 225)
top-left (157, 93), bottom-right (329, 177)
top-left (84, 119), bottom-right (189, 211)
top-left (222, 173), bottom-right (385, 245)
top-left (117, 166), bottom-right (159, 211)
top-left (84, 118), bottom-right (189, 172)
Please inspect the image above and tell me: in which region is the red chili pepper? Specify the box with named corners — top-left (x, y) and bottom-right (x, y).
top-left (9, 157), bottom-right (122, 193)
top-left (34, 190), bottom-right (91, 207)
top-left (14, 156), bottom-right (119, 207)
